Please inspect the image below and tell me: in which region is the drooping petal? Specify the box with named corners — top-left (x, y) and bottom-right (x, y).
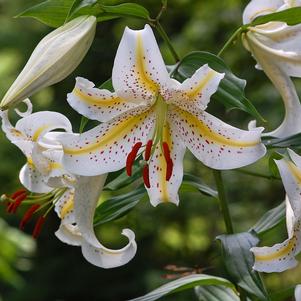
top-left (67, 77), bottom-right (138, 122)
top-left (55, 224), bottom-right (82, 246)
top-left (251, 196), bottom-right (301, 273)
top-left (19, 163), bottom-right (52, 193)
top-left (243, 0), bottom-right (283, 24)
top-left (169, 106), bottom-right (266, 170)
top-left (147, 120), bottom-right (185, 206)
top-left (73, 175), bottom-right (137, 268)
top-left (167, 65), bottom-right (224, 111)
top-left (112, 24), bottom-right (169, 105)
top-left (252, 155), bottom-right (301, 273)
top-left (244, 34), bottom-right (301, 138)
top-left (59, 107), bottom-right (155, 176)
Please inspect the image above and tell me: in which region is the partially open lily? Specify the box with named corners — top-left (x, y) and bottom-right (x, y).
top-left (242, 0), bottom-right (301, 138)
top-left (58, 24), bottom-right (266, 207)
top-left (1, 107), bottom-right (137, 268)
top-left (0, 15), bottom-right (96, 110)
top-left (251, 149), bottom-right (301, 273)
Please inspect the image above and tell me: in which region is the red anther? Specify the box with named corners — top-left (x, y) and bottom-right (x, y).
top-left (165, 159), bottom-right (174, 181)
top-left (126, 142), bottom-right (143, 176)
top-left (11, 192), bottom-right (28, 213)
top-left (162, 142), bottom-right (173, 181)
top-left (32, 216), bottom-right (46, 239)
top-left (144, 140), bottom-right (153, 161)
top-left (143, 165), bottom-right (151, 188)
top-left (7, 202), bottom-right (15, 213)
top-left (11, 189), bottom-right (27, 200)
top-left (19, 204), bottom-right (40, 230)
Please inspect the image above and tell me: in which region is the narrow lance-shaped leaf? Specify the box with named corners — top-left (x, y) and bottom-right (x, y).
top-left (195, 285), bottom-right (240, 301)
top-left (217, 232), bottom-right (270, 301)
top-left (128, 274), bottom-right (237, 301)
top-left (263, 133), bottom-right (301, 149)
top-left (250, 202), bottom-right (286, 236)
top-left (94, 187), bottom-right (145, 226)
top-left (173, 51), bottom-right (265, 122)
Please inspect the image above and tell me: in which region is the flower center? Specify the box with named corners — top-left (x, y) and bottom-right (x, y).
top-left (126, 95), bottom-right (173, 189)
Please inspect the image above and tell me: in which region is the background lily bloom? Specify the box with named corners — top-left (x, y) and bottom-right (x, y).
top-left (296, 285), bottom-right (301, 301)
top-left (59, 24), bottom-right (266, 207)
top-left (0, 15), bottom-right (96, 110)
top-left (1, 108), bottom-right (137, 268)
top-left (251, 149), bottom-right (301, 273)
top-left (242, 0), bottom-right (301, 138)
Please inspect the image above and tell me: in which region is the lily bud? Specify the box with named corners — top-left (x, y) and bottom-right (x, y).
top-left (0, 15), bottom-right (97, 110)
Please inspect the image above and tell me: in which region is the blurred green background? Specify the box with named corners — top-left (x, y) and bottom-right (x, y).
top-left (0, 0), bottom-right (300, 300)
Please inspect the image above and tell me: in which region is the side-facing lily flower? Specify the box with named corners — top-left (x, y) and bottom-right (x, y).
top-left (0, 15), bottom-right (96, 110)
top-left (59, 24), bottom-right (266, 207)
top-left (242, 0), bottom-right (301, 138)
top-left (1, 106), bottom-right (137, 268)
top-left (251, 149), bottom-right (301, 273)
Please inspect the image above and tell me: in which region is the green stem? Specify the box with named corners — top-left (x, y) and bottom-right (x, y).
top-left (155, 21), bottom-right (180, 63)
top-left (217, 27), bottom-right (243, 57)
top-left (213, 170), bottom-right (234, 234)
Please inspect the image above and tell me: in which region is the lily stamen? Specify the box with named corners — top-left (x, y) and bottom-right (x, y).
top-left (162, 142), bottom-right (174, 181)
top-left (19, 204), bottom-right (41, 230)
top-left (142, 165), bottom-right (151, 188)
top-left (32, 216), bottom-right (46, 239)
top-left (11, 191), bottom-right (28, 213)
top-left (144, 140), bottom-right (153, 161)
top-left (126, 142), bottom-right (143, 176)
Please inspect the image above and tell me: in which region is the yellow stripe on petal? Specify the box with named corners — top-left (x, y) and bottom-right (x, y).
top-left (288, 161), bottom-right (301, 184)
top-left (32, 125), bottom-right (50, 142)
top-left (254, 236), bottom-right (297, 262)
top-left (60, 194), bottom-right (74, 220)
top-left (186, 70), bottom-right (216, 99)
top-left (176, 108), bottom-right (260, 147)
top-left (72, 88), bottom-right (126, 107)
top-left (135, 34), bottom-right (158, 94)
top-left (64, 109), bottom-right (153, 155)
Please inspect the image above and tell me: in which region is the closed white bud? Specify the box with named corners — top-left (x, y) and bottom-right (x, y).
top-left (0, 15), bottom-right (97, 110)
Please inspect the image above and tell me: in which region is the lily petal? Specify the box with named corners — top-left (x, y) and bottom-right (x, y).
top-left (169, 64), bottom-right (224, 111)
top-left (295, 285), bottom-right (301, 301)
top-left (73, 175), bottom-right (137, 268)
top-left (169, 106), bottom-right (266, 170)
top-left (243, 0), bottom-right (283, 24)
top-left (112, 24), bottom-right (169, 105)
top-left (19, 163), bottom-right (52, 193)
top-left (59, 107), bottom-right (155, 176)
top-left (67, 77), bottom-right (138, 122)
top-left (55, 224), bottom-right (82, 246)
top-left (147, 121), bottom-right (185, 206)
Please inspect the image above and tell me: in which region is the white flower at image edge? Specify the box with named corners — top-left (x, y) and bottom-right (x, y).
top-left (251, 149), bottom-right (301, 273)
top-left (242, 0), bottom-right (301, 138)
top-left (58, 24), bottom-right (266, 207)
top-left (0, 107), bottom-right (137, 268)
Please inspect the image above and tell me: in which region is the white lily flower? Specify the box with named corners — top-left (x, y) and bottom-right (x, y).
top-left (242, 0), bottom-right (301, 138)
top-left (296, 285), bottom-right (301, 301)
top-left (0, 15), bottom-right (96, 110)
top-left (251, 149), bottom-right (301, 273)
top-left (58, 24), bottom-right (266, 207)
top-left (1, 108), bottom-right (137, 268)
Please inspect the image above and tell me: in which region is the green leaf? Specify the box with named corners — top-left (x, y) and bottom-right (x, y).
top-left (217, 232), bottom-right (270, 301)
top-left (250, 7), bottom-right (301, 27)
top-left (94, 187), bottom-right (145, 226)
top-left (182, 174), bottom-right (218, 198)
top-left (128, 274), bottom-right (236, 301)
top-left (99, 3), bottom-right (150, 20)
top-left (268, 152), bottom-right (283, 178)
top-left (17, 0), bottom-right (74, 27)
top-left (174, 51), bottom-right (265, 122)
top-left (250, 202), bottom-right (286, 236)
top-left (195, 285), bottom-right (240, 301)
top-left (104, 164), bottom-right (142, 191)
top-left (79, 116), bottom-right (89, 133)
top-left (264, 133), bottom-right (301, 149)
top-left (67, 0), bottom-right (97, 19)
top-left (270, 287), bottom-right (295, 301)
